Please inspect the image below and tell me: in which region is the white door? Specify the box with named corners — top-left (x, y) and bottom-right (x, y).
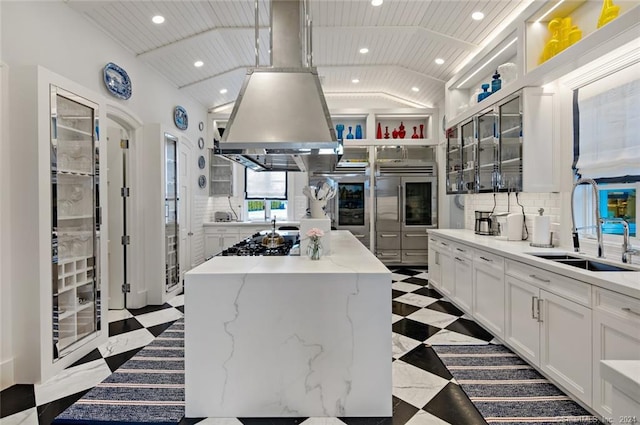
top-left (439, 247), bottom-right (454, 297)
top-left (178, 138), bottom-right (193, 281)
top-left (505, 275), bottom-right (540, 366)
top-left (453, 254), bottom-right (472, 313)
top-left (472, 259), bottom-right (505, 339)
top-left (107, 125), bottom-right (128, 309)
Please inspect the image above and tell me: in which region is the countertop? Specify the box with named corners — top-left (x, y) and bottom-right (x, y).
top-left (601, 360), bottom-right (640, 406)
top-left (429, 229), bottom-right (640, 299)
top-left (203, 220), bottom-right (301, 228)
top-left (189, 230), bottom-right (388, 276)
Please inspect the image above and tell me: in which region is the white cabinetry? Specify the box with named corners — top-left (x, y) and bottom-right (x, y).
top-left (592, 287), bottom-right (640, 417)
top-left (505, 259), bottom-right (593, 405)
top-left (439, 240), bottom-right (454, 297)
top-left (452, 243), bottom-right (473, 313)
top-left (427, 236), bottom-right (441, 289)
top-left (472, 250), bottom-right (505, 338)
top-left (204, 227), bottom-right (240, 258)
top-left (10, 66), bottom-right (108, 384)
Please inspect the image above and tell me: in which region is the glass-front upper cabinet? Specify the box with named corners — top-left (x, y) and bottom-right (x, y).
top-left (477, 109), bottom-right (498, 192)
top-left (498, 94), bottom-right (523, 191)
top-left (446, 127), bottom-right (461, 194)
top-left (164, 133), bottom-right (179, 293)
top-left (460, 119), bottom-right (476, 193)
top-left (51, 86), bottom-right (100, 359)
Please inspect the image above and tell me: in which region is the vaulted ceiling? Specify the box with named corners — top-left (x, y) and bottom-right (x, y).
top-left (65, 0), bottom-right (532, 111)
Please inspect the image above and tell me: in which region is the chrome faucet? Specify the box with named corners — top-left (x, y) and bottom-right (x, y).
top-left (601, 218), bottom-right (638, 263)
top-left (571, 178), bottom-right (603, 257)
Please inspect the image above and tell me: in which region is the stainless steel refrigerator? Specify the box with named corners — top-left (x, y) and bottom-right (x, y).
top-left (375, 163), bottom-right (437, 265)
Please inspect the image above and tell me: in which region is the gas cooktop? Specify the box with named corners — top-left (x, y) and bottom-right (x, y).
top-left (217, 232), bottom-right (299, 257)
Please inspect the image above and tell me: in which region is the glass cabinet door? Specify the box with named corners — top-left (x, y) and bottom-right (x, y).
top-left (164, 134), bottom-right (179, 292)
top-left (402, 178), bottom-right (437, 227)
top-left (446, 127), bottom-right (461, 193)
top-left (461, 119), bottom-right (476, 193)
top-left (477, 109), bottom-right (498, 192)
top-left (498, 95), bottom-right (523, 191)
top-left (51, 86), bottom-right (100, 359)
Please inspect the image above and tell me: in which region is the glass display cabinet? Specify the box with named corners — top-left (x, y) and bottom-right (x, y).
top-left (446, 126), bottom-right (462, 194)
top-left (460, 119), bottom-right (476, 193)
top-left (50, 86), bottom-right (101, 358)
top-left (477, 108), bottom-right (498, 192)
top-left (498, 94), bottom-right (523, 191)
top-left (164, 133), bottom-right (179, 293)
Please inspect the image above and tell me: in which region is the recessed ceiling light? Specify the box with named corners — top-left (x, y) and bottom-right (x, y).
top-left (152, 15), bottom-right (165, 24)
top-left (359, 47), bottom-right (369, 54)
top-left (194, 60), bottom-right (204, 68)
top-left (472, 11), bottom-right (484, 21)
top-left (411, 87), bottom-right (420, 92)
top-left (371, 0), bottom-right (383, 6)
top-left (435, 58), bottom-right (445, 65)
top-left (219, 88), bottom-right (228, 94)
top-left (352, 79), bottom-right (360, 84)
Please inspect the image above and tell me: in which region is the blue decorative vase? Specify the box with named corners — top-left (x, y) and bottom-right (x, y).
top-left (355, 124), bottom-right (363, 139)
top-left (346, 126), bottom-right (354, 139)
top-left (491, 70), bottom-right (502, 94)
top-left (336, 124), bottom-right (345, 140)
top-left (478, 84), bottom-right (491, 102)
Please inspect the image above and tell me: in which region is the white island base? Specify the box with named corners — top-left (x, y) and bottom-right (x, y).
top-left (184, 231), bottom-right (392, 418)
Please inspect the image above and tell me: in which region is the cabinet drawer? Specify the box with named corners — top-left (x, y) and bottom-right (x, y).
top-left (402, 250), bottom-right (428, 265)
top-left (452, 242), bottom-right (473, 260)
top-left (594, 287), bottom-right (640, 324)
top-left (402, 232), bottom-right (428, 250)
top-left (376, 250), bottom-right (401, 264)
top-left (474, 249), bottom-right (504, 272)
top-left (506, 260), bottom-right (591, 307)
top-left (376, 232), bottom-right (401, 250)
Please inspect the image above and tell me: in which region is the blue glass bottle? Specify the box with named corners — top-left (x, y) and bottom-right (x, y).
top-left (355, 124), bottom-right (363, 139)
top-left (346, 126), bottom-right (354, 139)
top-left (335, 124), bottom-right (345, 140)
top-left (478, 84), bottom-right (491, 102)
top-left (491, 70), bottom-right (502, 94)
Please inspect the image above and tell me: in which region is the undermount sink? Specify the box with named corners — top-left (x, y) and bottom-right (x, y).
top-left (529, 253), bottom-right (639, 272)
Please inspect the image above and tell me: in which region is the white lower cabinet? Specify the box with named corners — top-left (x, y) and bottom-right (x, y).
top-left (204, 228), bottom-right (240, 258)
top-left (472, 250), bottom-right (505, 338)
top-left (592, 287), bottom-right (640, 417)
top-left (452, 243), bottom-right (473, 313)
top-left (427, 237), bottom-right (442, 289)
top-left (439, 243), bottom-right (455, 298)
top-left (505, 259), bottom-right (592, 405)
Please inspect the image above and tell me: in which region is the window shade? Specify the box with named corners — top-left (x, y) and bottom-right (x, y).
top-left (575, 62), bottom-right (640, 180)
top-left (245, 169), bottom-right (287, 199)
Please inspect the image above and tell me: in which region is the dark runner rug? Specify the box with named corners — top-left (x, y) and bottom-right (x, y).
top-left (53, 319), bottom-right (185, 425)
top-left (432, 344), bottom-right (602, 425)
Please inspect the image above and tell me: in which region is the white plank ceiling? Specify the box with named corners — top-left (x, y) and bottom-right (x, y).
top-left (65, 0), bottom-right (531, 110)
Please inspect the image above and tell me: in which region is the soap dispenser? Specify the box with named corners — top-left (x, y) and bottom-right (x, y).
top-left (491, 70), bottom-right (502, 94)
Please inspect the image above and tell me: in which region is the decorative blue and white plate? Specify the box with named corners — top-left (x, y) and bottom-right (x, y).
top-left (103, 62), bottom-right (132, 100)
top-left (174, 106), bottom-right (188, 130)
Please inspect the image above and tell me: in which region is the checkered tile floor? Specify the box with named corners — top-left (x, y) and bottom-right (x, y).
top-left (1, 268), bottom-right (497, 425)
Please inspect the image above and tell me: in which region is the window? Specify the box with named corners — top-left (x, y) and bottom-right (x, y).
top-left (599, 184), bottom-right (637, 237)
top-left (244, 169), bottom-right (288, 221)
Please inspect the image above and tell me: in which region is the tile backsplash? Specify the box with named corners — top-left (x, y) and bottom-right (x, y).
top-left (464, 192), bottom-right (561, 244)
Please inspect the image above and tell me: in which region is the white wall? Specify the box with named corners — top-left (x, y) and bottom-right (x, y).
top-left (0, 1), bottom-right (210, 388)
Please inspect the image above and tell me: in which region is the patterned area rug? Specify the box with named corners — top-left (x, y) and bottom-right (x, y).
top-left (432, 345), bottom-right (602, 425)
top-left (53, 319), bottom-right (185, 425)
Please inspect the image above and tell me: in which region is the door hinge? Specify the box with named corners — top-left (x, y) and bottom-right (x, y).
top-left (122, 283), bottom-right (131, 293)
top-left (121, 235), bottom-right (130, 245)
top-left (120, 139), bottom-right (129, 149)
top-left (121, 187), bottom-right (130, 197)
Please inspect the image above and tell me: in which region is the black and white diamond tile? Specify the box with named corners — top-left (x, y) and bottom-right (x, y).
top-left (0, 269), bottom-right (497, 425)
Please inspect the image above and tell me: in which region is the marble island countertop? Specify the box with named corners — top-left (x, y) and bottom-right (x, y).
top-left (429, 229), bottom-right (640, 299)
top-left (191, 230), bottom-right (387, 276)
top-left (203, 220), bottom-right (301, 227)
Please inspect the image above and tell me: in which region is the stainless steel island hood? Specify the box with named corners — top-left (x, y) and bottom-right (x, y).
top-left (215, 0), bottom-right (339, 172)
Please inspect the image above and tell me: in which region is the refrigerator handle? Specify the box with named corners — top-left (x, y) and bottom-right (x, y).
top-left (397, 185), bottom-right (402, 223)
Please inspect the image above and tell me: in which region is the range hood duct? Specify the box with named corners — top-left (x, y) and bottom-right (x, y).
top-left (215, 0), bottom-right (339, 172)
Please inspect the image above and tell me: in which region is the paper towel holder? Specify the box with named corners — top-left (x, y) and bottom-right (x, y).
top-left (530, 208), bottom-right (554, 247)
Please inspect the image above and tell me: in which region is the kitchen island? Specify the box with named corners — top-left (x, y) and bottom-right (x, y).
top-left (184, 230), bottom-right (392, 418)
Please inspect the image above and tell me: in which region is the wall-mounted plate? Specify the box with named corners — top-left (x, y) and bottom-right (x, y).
top-left (198, 155), bottom-right (206, 169)
top-left (198, 175), bottom-right (207, 189)
top-left (174, 106), bottom-right (188, 130)
top-left (103, 62), bottom-right (132, 100)
top-left (198, 137), bottom-right (204, 149)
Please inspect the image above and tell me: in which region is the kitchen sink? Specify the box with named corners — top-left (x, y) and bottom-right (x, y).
top-left (528, 253), bottom-right (638, 272)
